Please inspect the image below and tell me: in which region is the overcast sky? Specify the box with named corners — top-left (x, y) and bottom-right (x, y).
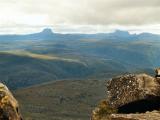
top-left (0, 0), bottom-right (160, 34)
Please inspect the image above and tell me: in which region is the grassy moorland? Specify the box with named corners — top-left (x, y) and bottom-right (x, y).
top-left (14, 79), bottom-right (106, 120)
top-left (0, 51), bottom-right (126, 89)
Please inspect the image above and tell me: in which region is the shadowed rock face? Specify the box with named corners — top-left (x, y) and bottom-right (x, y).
top-left (0, 83), bottom-right (22, 120)
top-left (118, 96), bottom-right (160, 113)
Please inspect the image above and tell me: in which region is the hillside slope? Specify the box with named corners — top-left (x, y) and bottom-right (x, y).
top-left (0, 52), bottom-right (90, 89)
top-left (14, 79), bottom-right (106, 120)
top-left (0, 52), bottom-right (126, 89)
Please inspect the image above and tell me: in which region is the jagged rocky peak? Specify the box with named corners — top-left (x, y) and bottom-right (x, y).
top-left (41, 28), bottom-right (54, 34)
top-left (113, 30), bottom-right (130, 36)
top-left (0, 83), bottom-right (22, 120)
top-left (92, 69), bottom-right (160, 120)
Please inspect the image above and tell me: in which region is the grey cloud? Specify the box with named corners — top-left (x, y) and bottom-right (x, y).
top-left (0, 0), bottom-right (160, 26)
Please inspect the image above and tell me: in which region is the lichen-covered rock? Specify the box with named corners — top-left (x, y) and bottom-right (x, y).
top-left (0, 83), bottom-right (22, 120)
top-left (91, 73), bottom-right (160, 120)
top-left (106, 74), bottom-right (160, 108)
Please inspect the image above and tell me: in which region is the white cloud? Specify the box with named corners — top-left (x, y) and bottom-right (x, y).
top-left (0, 0), bottom-right (160, 33)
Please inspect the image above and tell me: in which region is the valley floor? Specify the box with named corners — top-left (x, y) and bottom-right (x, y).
top-left (13, 79), bottom-right (106, 120)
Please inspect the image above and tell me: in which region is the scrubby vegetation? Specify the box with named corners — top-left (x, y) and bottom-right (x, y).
top-left (97, 100), bottom-right (117, 115)
top-left (14, 80), bottom-right (106, 120)
top-left (92, 100), bottom-right (117, 120)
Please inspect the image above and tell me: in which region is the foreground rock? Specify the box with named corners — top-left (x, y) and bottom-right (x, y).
top-left (0, 83), bottom-right (22, 120)
top-left (106, 74), bottom-right (160, 110)
top-left (92, 73), bottom-right (160, 120)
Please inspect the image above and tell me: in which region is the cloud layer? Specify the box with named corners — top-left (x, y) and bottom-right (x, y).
top-left (0, 0), bottom-right (160, 33)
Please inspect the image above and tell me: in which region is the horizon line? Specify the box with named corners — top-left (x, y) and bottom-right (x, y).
top-left (0, 24), bottom-right (160, 35)
top-left (0, 28), bottom-right (159, 36)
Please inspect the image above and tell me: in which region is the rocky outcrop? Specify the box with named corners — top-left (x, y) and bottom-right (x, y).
top-left (106, 74), bottom-right (160, 109)
top-left (0, 83), bottom-right (22, 120)
top-left (92, 73), bottom-right (160, 120)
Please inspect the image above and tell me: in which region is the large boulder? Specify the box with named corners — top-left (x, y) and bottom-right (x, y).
top-left (106, 74), bottom-right (160, 109)
top-left (0, 83), bottom-right (22, 120)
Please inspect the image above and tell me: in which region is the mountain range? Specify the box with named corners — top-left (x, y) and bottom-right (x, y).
top-left (0, 28), bottom-right (160, 89)
top-left (1, 28), bottom-right (160, 41)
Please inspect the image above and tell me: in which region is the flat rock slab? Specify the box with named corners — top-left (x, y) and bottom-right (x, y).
top-left (110, 111), bottom-right (160, 120)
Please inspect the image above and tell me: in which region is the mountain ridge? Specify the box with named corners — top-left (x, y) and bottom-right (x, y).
top-left (0, 28), bottom-right (160, 41)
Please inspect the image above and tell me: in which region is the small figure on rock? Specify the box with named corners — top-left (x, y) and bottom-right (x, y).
top-left (155, 68), bottom-right (160, 78)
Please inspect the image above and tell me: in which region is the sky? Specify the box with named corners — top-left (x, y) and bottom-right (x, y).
top-left (0, 0), bottom-right (160, 34)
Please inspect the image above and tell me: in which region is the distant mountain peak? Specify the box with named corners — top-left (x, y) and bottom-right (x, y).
top-left (114, 30), bottom-right (130, 36)
top-left (41, 28), bottom-right (54, 34)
